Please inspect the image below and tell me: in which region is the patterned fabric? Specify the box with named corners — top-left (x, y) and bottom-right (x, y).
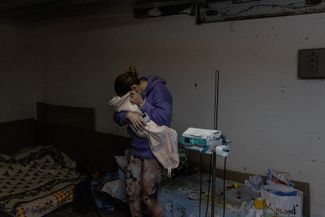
top-left (53, 188), bottom-right (74, 205)
top-left (16, 207), bottom-right (26, 217)
top-left (0, 146), bottom-right (81, 217)
top-left (14, 186), bottom-right (74, 217)
top-left (125, 155), bottom-right (163, 217)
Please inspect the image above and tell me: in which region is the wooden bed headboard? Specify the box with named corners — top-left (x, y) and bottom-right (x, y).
top-left (37, 125), bottom-right (130, 171)
top-left (37, 102), bottom-right (96, 130)
top-left (36, 102), bottom-right (130, 171)
top-left (0, 102), bottom-right (130, 172)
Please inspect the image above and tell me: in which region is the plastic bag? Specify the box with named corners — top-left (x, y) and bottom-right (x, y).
top-left (262, 178), bottom-right (303, 217)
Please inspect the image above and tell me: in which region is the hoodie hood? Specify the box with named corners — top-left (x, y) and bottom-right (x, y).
top-left (141, 76), bottom-right (166, 98)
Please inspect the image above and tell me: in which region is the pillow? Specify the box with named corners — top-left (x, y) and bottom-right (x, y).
top-left (114, 155), bottom-right (127, 181)
top-left (101, 180), bottom-right (127, 202)
top-left (114, 155), bottom-right (127, 171)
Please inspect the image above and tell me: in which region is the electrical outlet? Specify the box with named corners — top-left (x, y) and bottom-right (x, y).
top-left (298, 48), bottom-right (325, 79)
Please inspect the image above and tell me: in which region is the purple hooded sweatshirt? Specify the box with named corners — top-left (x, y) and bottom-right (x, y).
top-left (113, 76), bottom-right (173, 159)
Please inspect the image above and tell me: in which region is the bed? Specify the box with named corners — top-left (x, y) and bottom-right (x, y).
top-left (0, 145), bottom-right (80, 217)
top-left (0, 102), bottom-right (130, 217)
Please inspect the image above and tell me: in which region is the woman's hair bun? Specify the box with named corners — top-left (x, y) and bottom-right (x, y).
top-left (126, 65), bottom-right (137, 77)
top-left (114, 65), bottom-right (140, 96)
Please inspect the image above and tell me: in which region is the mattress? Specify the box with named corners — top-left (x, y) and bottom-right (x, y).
top-left (0, 145), bottom-right (81, 217)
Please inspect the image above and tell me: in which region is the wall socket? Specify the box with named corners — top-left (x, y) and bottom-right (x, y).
top-left (298, 48), bottom-right (325, 79)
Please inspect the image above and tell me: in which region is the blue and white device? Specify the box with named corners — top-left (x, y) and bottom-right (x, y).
top-left (181, 127), bottom-right (230, 156)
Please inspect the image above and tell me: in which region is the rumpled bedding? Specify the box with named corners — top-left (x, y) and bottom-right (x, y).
top-left (0, 146), bottom-right (81, 217)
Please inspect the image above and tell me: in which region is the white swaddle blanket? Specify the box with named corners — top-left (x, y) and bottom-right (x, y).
top-left (109, 92), bottom-right (179, 177)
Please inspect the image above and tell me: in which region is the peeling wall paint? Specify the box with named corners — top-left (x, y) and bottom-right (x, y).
top-left (200, 0), bottom-right (325, 23)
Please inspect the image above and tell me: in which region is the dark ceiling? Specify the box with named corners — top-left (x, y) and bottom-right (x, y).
top-left (0, 0), bottom-right (320, 29)
top-left (0, 0), bottom-right (135, 22)
top-left (0, 0), bottom-right (195, 22)
top-left (0, 0), bottom-right (107, 11)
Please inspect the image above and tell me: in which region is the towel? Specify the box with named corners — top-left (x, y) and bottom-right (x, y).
top-left (182, 127), bottom-right (221, 141)
top-left (109, 93), bottom-right (179, 177)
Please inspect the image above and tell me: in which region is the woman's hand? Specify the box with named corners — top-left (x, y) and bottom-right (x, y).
top-left (127, 111), bottom-right (145, 131)
top-left (130, 91), bottom-right (145, 108)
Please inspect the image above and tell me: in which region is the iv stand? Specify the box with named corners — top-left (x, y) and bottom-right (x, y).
top-left (211, 70), bottom-right (220, 217)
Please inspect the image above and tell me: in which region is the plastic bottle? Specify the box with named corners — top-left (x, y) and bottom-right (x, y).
top-left (254, 197), bottom-right (266, 217)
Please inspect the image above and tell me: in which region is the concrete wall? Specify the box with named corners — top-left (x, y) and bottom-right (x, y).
top-left (31, 12), bottom-right (325, 216)
top-left (0, 24), bottom-right (39, 122)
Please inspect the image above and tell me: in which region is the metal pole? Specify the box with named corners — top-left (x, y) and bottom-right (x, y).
top-left (211, 152), bottom-right (216, 217)
top-left (212, 70), bottom-right (219, 217)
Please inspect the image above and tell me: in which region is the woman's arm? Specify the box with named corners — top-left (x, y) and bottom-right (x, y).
top-left (114, 111), bottom-right (145, 131)
top-left (140, 84), bottom-right (172, 126)
top-left (113, 111), bottom-right (129, 126)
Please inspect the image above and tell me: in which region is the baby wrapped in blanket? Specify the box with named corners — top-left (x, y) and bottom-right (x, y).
top-left (109, 92), bottom-right (179, 177)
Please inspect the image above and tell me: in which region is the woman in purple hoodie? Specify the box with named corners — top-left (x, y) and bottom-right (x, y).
top-left (113, 66), bottom-right (172, 217)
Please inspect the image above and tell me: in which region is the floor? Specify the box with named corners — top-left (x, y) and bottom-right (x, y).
top-left (45, 203), bottom-right (128, 217)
